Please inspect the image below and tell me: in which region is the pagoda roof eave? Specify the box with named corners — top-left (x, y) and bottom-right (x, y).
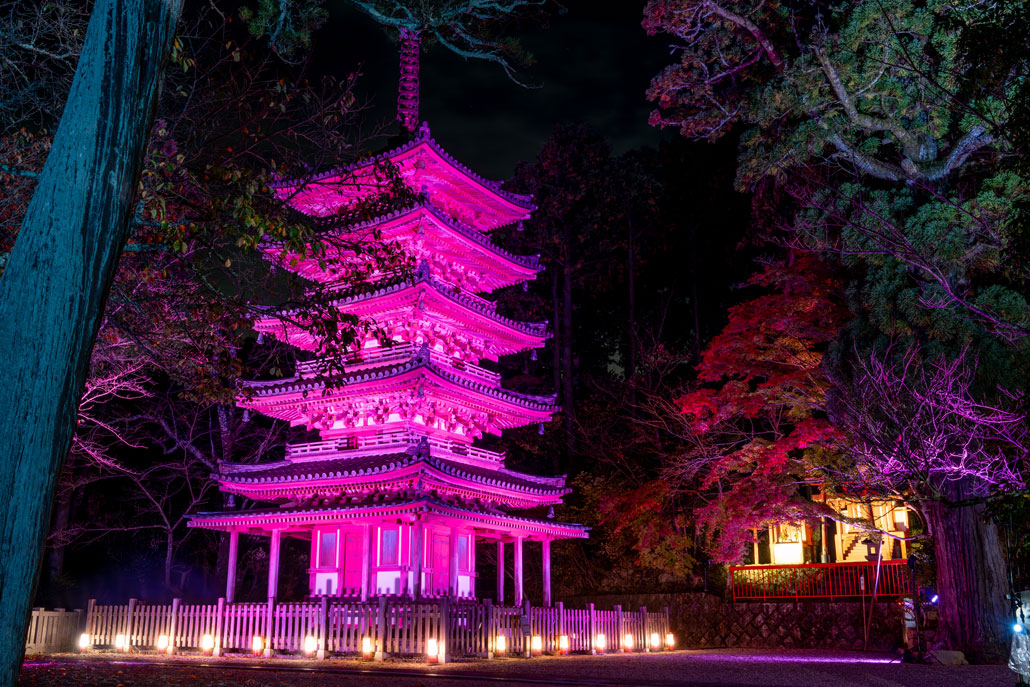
top-left (262, 202), bottom-right (541, 276)
top-left (239, 357), bottom-right (557, 413)
top-left (215, 451), bottom-right (568, 499)
top-left (270, 124), bottom-right (534, 214)
top-left (254, 273), bottom-right (550, 343)
top-left (187, 496), bottom-right (589, 540)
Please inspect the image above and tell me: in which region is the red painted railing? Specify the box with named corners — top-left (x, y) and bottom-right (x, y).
top-left (729, 560), bottom-right (912, 601)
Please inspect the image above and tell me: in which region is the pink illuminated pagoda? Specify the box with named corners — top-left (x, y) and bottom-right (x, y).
top-left (189, 32), bottom-right (587, 608)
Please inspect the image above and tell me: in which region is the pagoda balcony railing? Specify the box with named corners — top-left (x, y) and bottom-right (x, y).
top-left (296, 343), bottom-right (501, 386)
top-left (285, 429), bottom-right (506, 465)
top-left (728, 560), bottom-right (912, 601)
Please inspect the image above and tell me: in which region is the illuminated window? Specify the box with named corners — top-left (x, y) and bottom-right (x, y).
top-left (318, 531), bottom-right (338, 568)
top-left (458, 534), bottom-right (470, 572)
top-left (381, 528), bottom-right (398, 565)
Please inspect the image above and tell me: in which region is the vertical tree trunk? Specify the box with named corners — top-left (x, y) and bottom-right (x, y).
top-left (688, 221), bottom-right (701, 362)
top-left (626, 201), bottom-right (637, 413)
top-left (0, 1), bottom-right (182, 683)
top-left (165, 530), bottom-right (176, 593)
top-left (45, 488), bottom-right (73, 594)
top-left (922, 486), bottom-right (1010, 663)
top-left (561, 264), bottom-right (576, 458)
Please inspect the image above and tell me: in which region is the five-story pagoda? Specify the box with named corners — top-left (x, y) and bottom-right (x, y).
top-left (189, 30), bottom-right (587, 608)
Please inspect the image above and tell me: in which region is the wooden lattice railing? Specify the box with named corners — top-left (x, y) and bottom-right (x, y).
top-left (729, 560), bottom-right (912, 601)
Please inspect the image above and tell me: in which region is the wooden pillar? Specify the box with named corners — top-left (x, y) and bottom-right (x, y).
top-left (513, 536), bottom-right (524, 607)
top-left (226, 530), bottom-right (239, 604)
top-left (541, 538), bottom-right (551, 607)
top-left (267, 529), bottom-right (282, 601)
top-left (496, 541), bottom-right (505, 605)
top-left (361, 523), bottom-right (373, 601)
top-left (448, 527), bottom-right (460, 599)
top-left (411, 520), bottom-right (424, 600)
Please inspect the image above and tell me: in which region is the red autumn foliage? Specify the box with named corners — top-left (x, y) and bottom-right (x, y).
top-left (667, 252), bottom-right (848, 561)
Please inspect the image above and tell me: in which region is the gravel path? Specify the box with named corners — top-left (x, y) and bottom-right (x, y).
top-left (20, 650), bottom-right (1015, 687)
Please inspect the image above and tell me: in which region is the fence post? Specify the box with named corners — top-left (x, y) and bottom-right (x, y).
top-left (638, 606), bottom-right (647, 651)
top-left (263, 598), bottom-right (275, 658)
top-left (663, 606), bottom-right (671, 646)
top-left (213, 598), bottom-right (226, 657)
top-left (522, 598), bottom-right (531, 657)
top-left (613, 604), bottom-right (623, 653)
top-left (588, 603), bottom-right (597, 654)
top-left (125, 599), bottom-right (137, 651)
top-left (557, 601), bottom-right (565, 650)
top-left (375, 596), bottom-right (387, 661)
top-left (483, 598), bottom-right (493, 658)
top-left (169, 598), bottom-right (181, 655)
top-left (85, 599), bottom-right (96, 644)
top-left (440, 596), bottom-right (451, 664)
top-left (317, 596), bottom-right (328, 660)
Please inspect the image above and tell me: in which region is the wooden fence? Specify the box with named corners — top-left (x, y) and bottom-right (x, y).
top-left (24, 608), bottom-right (82, 653)
top-left (80, 597), bottom-right (671, 660)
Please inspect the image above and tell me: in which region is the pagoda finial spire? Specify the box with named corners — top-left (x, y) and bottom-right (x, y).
top-left (397, 28), bottom-right (421, 132)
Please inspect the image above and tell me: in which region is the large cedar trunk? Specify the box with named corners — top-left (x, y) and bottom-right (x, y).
top-left (0, 0), bottom-right (182, 684)
top-left (922, 484), bottom-right (1010, 663)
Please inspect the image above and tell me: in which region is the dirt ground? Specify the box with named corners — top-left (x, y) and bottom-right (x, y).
top-left (20, 649), bottom-right (1017, 687)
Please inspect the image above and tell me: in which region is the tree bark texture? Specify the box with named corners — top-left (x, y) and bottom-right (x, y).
top-left (561, 264), bottom-right (575, 458)
top-left (0, 0), bottom-right (182, 684)
top-left (922, 483), bottom-right (1011, 663)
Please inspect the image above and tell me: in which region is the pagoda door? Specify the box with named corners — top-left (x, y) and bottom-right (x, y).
top-left (431, 532), bottom-right (449, 596)
top-left (342, 531), bottom-right (363, 596)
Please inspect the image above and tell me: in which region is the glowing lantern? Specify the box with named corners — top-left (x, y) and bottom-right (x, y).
top-left (665, 633), bottom-right (675, 649)
top-left (530, 635), bottom-right (542, 656)
top-left (623, 633), bottom-right (634, 652)
top-left (114, 634), bottom-right (128, 652)
top-left (494, 634), bottom-right (507, 655)
top-left (594, 633), bottom-right (606, 654)
top-left (156, 635), bottom-right (169, 652)
top-left (200, 634), bottom-right (215, 654)
top-left (303, 636), bottom-right (318, 656)
top-left (558, 634), bottom-right (570, 655)
top-left (361, 636), bottom-right (374, 659)
top-left (252, 635), bottom-right (265, 656)
top-left (650, 633), bottom-right (660, 651)
top-left (427, 637), bottom-right (440, 664)
top-left (78, 634), bottom-right (90, 652)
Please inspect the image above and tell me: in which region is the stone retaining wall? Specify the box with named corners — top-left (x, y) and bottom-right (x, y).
top-left (564, 592), bottom-right (905, 652)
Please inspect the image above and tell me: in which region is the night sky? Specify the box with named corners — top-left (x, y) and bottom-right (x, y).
top-left (317, 1), bottom-right (673, 177)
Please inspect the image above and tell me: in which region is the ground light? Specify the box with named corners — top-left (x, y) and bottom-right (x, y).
top-left (594, 633), bottom-right (606, 654)
top-left (200, 634), bottom-right (215, 655)
top-left (558, 635), bottom-right (570, 655)
top-left (156, 635), bottom-right (169, 652)
top-left (303, 636), bottom-right (317, 656)
top-left (665, 633), bottom-right (675, 649)
top-left (114, 634), bottom-right (128, 652)
top-left (531, 635), bottom-right (542, 656)
top-left (362, 636), bottom-right (373, 659)
top-left (251, 635), bottom-right (264, 656)
top-left (649, 632), bottom-right (660, 651)
top-left (427, 637), bottom-right (440, 664)
top-left (494, 634), bottom-right (506, 655)
top-left (1016, 623), bottom-right (1024, 633)
top-left (78, 634), bottom-right (90, 652)
top-left (623, 633), bottom-right (634, 652)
